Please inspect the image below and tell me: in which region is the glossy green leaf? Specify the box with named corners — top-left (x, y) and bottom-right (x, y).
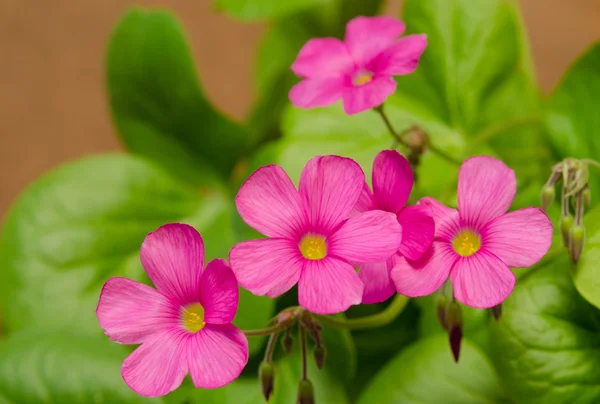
top-left (490, 257), bottom-right (600, 402)
top-left (0, 331), bottom-right (161, 403)
top-left (0, 154), bottom-right (273, 354)
top-left (107, 9), bottom-right (248, 184)
top-left (572, 205), bottom-right (600, 309)
top-left (213, 0), bottom-right (328, 21)
top-left (358, 335), bottom-right (506, 404)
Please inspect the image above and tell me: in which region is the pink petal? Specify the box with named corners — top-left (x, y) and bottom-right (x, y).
top-left (344, 16), bottom-right (406, 65)
top-left (451, 250), bottom-right (516, 308)
top-left (122, 328), bottom-right (188, 397)
top-left (199, 259), bottom-right (239, 325)
top-left (291, 38), bottom-right (354, 78)
top-left (372, 150), bottom-right (413, 213)
top-left (342, 75), bottom-right (397, 115)
top-left (482, 207), bottom-right (553, 268)
top-left (140, 223), bottom-right (204, 305)
top-left (289, 77), bottom-right (345, 109)
top-left (359, 258), bottom-right (396, 304)
top-left (188, 324), bottom-right (248, 389)
top-left (229, 238), bottom-right (303, 298)
top-left (351, 182), bottom-right (374, 215)
top-left (329, 210), bottom-right (402, 262)
top-left (372, 34), bottom-right (428, 75)
top-left (96, 277), bottom-right (178, 345)
top-left (397, 205), bottom-right (435, 261)
top-left (458, 156), bottom-right (516, 229)
top-left (298, 256), bottom-right (363, 314)
top-left (299, 155), bottom-right (364, 233)
top-left (391, 241), bottom-right (456, 297)
top-left (236, 165), bottom-right (306, 239)
top-left (418, 197), bottom-right (461, 241)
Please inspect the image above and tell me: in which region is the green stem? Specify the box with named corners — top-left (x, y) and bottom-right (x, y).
top-left (471, 116), bottom-right (542, 150)
top-left (313, 294), bottom-right (409, 330)
top-left (244, 322), bottom-right (289, 337)
top-left (583, 158), bottom-right (600, 172)
top-left (299, 325), bottom-right (308, 380)
top-left (427, 142), bottom-right (463, 166)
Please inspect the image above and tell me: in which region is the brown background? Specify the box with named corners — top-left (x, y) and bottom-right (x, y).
top-left (1, 0), bottom-right (599, 217)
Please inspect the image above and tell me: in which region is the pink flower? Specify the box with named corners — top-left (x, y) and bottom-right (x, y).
top-left (391, 156), bottom-right (554, 308)
top-left (354, 150), bottom-right (434, 304)
top-left (289, 16), bottom-right (427, 115)
top-left (96, 223), bottom-right (248, 397)
top-left (229, 155), bottom-right (402, 314)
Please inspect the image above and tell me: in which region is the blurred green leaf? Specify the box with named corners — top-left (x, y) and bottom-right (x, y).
top-left (213, 0), bottom-right (328, 21)
top-left (107, 8), bottom-right (249, 184)
top-left (0, 154), bottom-right (273, 354)
top-left (545, 42), bottom-right (600, 201)
top-left (490, 256), bottom-right (600, 403)
top-left (572, 205), bottom-right (600, 309)
top-left (357, 335), bottom-right (506, 404)
top-left (0, 331), bottom-right (161, 403)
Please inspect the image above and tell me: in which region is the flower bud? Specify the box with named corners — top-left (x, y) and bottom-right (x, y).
top-left (541, 185), bottom-right (555, 212)
top-left (259, 361), bottom-right (275, 401)
top-left (569, 224), bottom-right (585, 264)
top-left (583, 187), bottom-right (591, 206)
top-left (297, 379), bottom-right (315, 404)
top-left (281, 331), bottom-right (294, 354)
top-left (435, 294), bottom-right (449, 330)
top-left (313, 345), bottom-right (326, 369)
top-left (491, 303), bottom-right (502, 321)
top-left (445, 301), bottom-right (463, 363)
top-left (560, 215), bottom-right (575, 248)
top-left (449, 324), bottom-right (463, 363)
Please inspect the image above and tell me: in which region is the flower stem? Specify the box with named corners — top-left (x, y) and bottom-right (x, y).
top-left (299, 325), bottom-right (308, 380)
top-left (244, 322), bottom-right (289, 337)
top-left (313, 294), bottom-right (409, 330)
top-left (264, 331), bottom-right (278, 362)
top-left (583, 158), bottom-right (600, 172)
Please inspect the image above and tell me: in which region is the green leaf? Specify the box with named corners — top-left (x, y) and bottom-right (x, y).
top-left (490, 257), bottom-right (600, 403)
top-left (545, 42), bottom-right (600, 200)
top-left (107, 8), bottom-right (248, 184)
top-left (0, 154), bottom-right (273, 354)
top-left (0, 330), bottom-right (160, 403)
top-left (572, 205), bottom-right (600, 309)
top-left (213, 0), bottom-right (329, 21)
top-left (358, 335), bottom-right (506, 404)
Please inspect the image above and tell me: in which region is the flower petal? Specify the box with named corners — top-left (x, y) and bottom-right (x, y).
top-left (299, 155), bottom-right (364, 233)
top-left (229, 238), bottom-right (303, 298)
top-left (298, 257), bottom-right (363, 314)
top-left (329, 210), bottom-right (402, 262)
top-left (344, 16), bottom-right (405, 65)
top-left (188, 324), bottom-right (248, 389)
top-left (352, 182), bottom-right (374, 215)
top-left (140, 223), bottom-right (204, 305)
top-left (371, 150), bottom-right (413, 213)
top-left (291, 38), bottom-right (354, 78)
top-left (482, 207), bottom-right (553, 268)
top-left (391, 241), bottom-right (455, 297)
top-left (458, 156), bottom-right (516, 229)
top-left (199, 259), bottom-right (239, 325)
top-left (372, 34), bottom-right (428, 75)
top-left (236, 165), bottom-right (306, 239)
top-left (418, 197), bottom-right (460, 240)
top-left (451, 250), bottom-right (516, 308)
top-left (96, 277), bottom-right (178, 345)
top-left (359, 259), bottom-right (396, 304)
top-left (397, 205), bottom-right (435, 261)
top-left (342, 75), bottom-right (397, 114)
top-left (122, 328), bottom-right (188, 397)
top-left (289, 77), bottom-right (345, 109)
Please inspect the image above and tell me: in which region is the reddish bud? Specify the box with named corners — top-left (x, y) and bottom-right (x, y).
top-left (435, 294), bottom-right (450, 330)
top-left (259, 361), bottom-right (275, 401)
top-left (560, 215), bottom-right (575, 248)
top-left (449, 324), bottom-right (463, 363)
top-left (541, 185), bottom-right (556, 212)
top-left (491, 303), bottom-right (502, 321)
top-left (297, 379), bottom-right (315, 404)
top-left (281, 331), bottom-right (294, 354)
top-left (569, 224), bottom-right (585, 264)
top-left (313, 345), bottom-right (326, 369)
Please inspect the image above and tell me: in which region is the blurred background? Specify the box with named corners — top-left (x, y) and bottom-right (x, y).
top-left (1, 0), bottom-right (599, 216)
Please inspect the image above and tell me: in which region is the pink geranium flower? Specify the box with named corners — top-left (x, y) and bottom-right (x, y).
top-left (289, 16), bottom-right (427, 115)
top-left (354, 150), bottom-right (434, 304)
top-left (229, 155), bottom-right (402, 314)
top-left (391, 156), bottom-right (554, 308)
top-left (97, 223), bottom-right (248, 397)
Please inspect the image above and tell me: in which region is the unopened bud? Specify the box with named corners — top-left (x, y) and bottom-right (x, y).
top-left (449, 324), bottom-right (463, 363)
top-left (259, 361), bottom-right (275, 401)
top-left (313, 345), bottom-right (326, 369)
top-left (491, 303), bottom-right (502, 321)
top-left (297, 379), bottom-right (315, 404)
top-left (281, 331), bottom-right (294, 354)
top-left (435, 294), bottom-right (449, 330)
top-left (569, 224), bottom-right (585, 264)
top-left (560, 215), bottom-right (575, 248)
top-left (583, 187), bottom-right (591, 206)
top-left (445, 300), bottom-right (463, 363)
top-left (541, 185), bottom-right (556, 212)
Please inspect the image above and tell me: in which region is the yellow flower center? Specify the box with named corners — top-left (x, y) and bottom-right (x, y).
top-left (452, 230), bottom-right (481, 257)
top-left (353, 71), bottom-right (373, 86)
top-left (299, 234), bottom-right (327, 260)
top-left (182, 303), bottom-right (206, 333)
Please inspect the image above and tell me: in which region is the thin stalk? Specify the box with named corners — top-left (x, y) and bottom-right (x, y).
top-left (244, 322), bottom-right (289, 337)
top-left (299, 325), bottom-right (308, 380)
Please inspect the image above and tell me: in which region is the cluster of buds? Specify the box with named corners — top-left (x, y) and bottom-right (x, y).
top-left (257, 308), bottom-right (325, 404)
top-left (541, 158), bottom-right (591, 263)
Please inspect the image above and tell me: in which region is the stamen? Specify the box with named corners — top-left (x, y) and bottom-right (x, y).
top-left (299, 234), bottom-right (327, 260)
top-left (182, 303), bottom-right (206, 333)
top-left (452, 230), bottom-right (481, 257)
top-left (352, 70), bottom-right (373, 86)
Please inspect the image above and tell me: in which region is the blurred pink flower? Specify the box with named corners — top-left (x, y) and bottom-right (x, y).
top-left (97, 223), bottom-right (248, 397)
top-left (391, 156), bottom-right (554, 308)
top-left (229, 155), bottom-right (402, 314)
top-left (289, 16), bottom-right (427, 114)
top-left (354, 150), bottom-right (434, 304)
